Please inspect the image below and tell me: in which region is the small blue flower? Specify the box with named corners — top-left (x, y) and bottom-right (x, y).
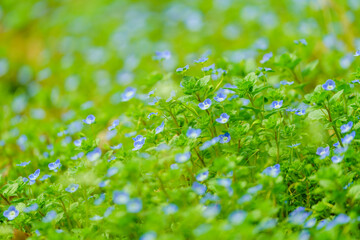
top-left (132, 135), bottom-right (146, 151)
top-left (214, 92), bottom-right (227, 102)
top-left (23, 203), bottom-right (39, 213)
top-left (295, 109), bottom-right (306, 116)
top-left (122, 87), bottom-right (136, 102)
top-left (194, 56), bottom-right (208, 64)
top-left (110, 143), bottom-right (123, 150)
top-left (196, 171), bottom-right (209, 182)
top-left (42, 210), bottom-right (57, 223)
top-left (106, 167), bottom-right (118, 177)
top-left (316, 219), bottom-right (328, 230)
top-left (40, 174), bottom-right (51, 181)
top-left (74, 137), bottom-right (86, 147)
top-left (354, 50), bottom-right (360, 57)
top-left (140, 231), bottom-right (157, 240)
top-left (113, 190), bottom-right (129, 205)
top-left (228, 210), bottom-right (247, 225)
top-left (271, 100), bottom-right (283, 109)
top-left (192, 181), bottom-right (207, 195)
top-left (28, 169), bottom-right (40, 185)
top-left (94, 193), bottom-right (105, 205)
top-left (83, 115), bottom-right (95, 125)
top-left (155, 121), bottom-right (165, 134)
top-left (262, 164), bottom-right (280, 177)
top-left (90, 215), bottom-right (103, 221)
top-left (202, 204), bottom-right (221, 218)
top-left (202, 63), bottom-right (215, 72)
top-left (16, 161), bottom-right (31, 167)
top-left (280, 80), bottom-right (294, 86)
top-left (199, 137), bottom-right (220, 150)
top-left (147, 112), bottom-right (158, 119)
top-left (342, 131), bottom-right (356, 145)
top-left (260, 52), bottom-right (273, 64)
top-left (99, 179), bottom-right (110, 188)
top-left (304, 218), bottom-right (317, 228)
top-left (3, 206), bottom-right (19, 220)
top-left (341, 121), bottom-right (353, 134)
top-left (176, 65), bottom-right (189, 73)
top-left (198, 99), bottom-right (212, 110)
top-left (331, 155), bottom-right (343, 164)
top-left (170, 163), bottom-right (179, 170)
top-left (294, 39), bottom-right (307, 46)
top-left (288, 207), bottom-right (312, 225)
top-left (175, 152), bottom-right (191, 163)
top-left (86, 148), bottom-right (102, 161)
top-left (163, 203), bottom-right (179, 215)
top-left (316, 146), bottom-right (330, 159)
top-left (153, 51), bottom-right (171, 61)
top-left (219, 133), bottom-right (231, 143)
top-left (126, 198), bottom-right (142, 213)
top-left (104, 206), bottom-right (115, 217)
top-left (108, 120), bottom-right (120, 131)
top-left (65, 184), bottom-right (79, 193)
top-left (288, 143), bottom-right (301, 148)
top-left (322, 79), bottom-right (336, 91)
top-left (186, 127), bottom-right (201, 139)
top-left (238, 194), bottom-right (252, 204)
top-left (216, 113), bottom-right (229, 124)
top-left (247, 184), bottom-right (263, 194)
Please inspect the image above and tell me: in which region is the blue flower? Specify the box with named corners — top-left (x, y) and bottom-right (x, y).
top-left (23, 203), bottom-right (39, 213)
top-left (74, 137), bottom-right (86, 147)
top-left (331, 155), bottom-right (343, 164)
top-left (28, 169), bottom-right (40, 185)
top-left (295, 109), bottom-right (306, 116)
top-left (228, 210), bottom-right (247, 225)
top-left (196, 171), bottom-right (209, 182)
top-left (147, 112), bottom-right (158, 119)
top-left (219, 132), bottom-right (231, 143)
top-left (202, 204), bottom-right (221, 219)
top-left (42, 210), bottom-right (57, 223)
top-left (199, 137), bottom-right (220, 150)
top-left (40, 174), bottom-right (51, 181)
top-left (326, 214), bottom-right (350, 230)
top-left (322, 79), bottom-right (335, 91)
top-left (342, 131), bottom-right (355, 144)
top-left (3, 206), bottom-right (19, 220)
top-left (176, 65), bottom-right (189, 73)
top-left (110, 143), bottom-right (123, 150)
top-left (202, 63), bottom-right (215, 72)
top-left (155, 121), bottom-right (165, 134)
top-left (262, 164), bottom-right (280, 177)
top-left (90, 215), bottom-right (103, 221)
top-left (140, 231), bottom-right (157, 240)
top-left (94, 193), bottom-right (105, 205)
top-left (214, 92), bottom-right (227, 102)
top-left (121, 87), bottom-right (136, 102)
top-left (65, 184), bottom-right (79, 193)
top-left (238, 194), bottom-right (252, 204)
top-left (86, 147), bottom-right (102, 161)
top-left (106, 167), bottom-right (118, 177)
top-left (83, 115), bottom-right (95, 125)
top-left (153, 51), bottom-right (171, 61)
top-left (198, 99), bottom-right (212, 110)
top-left (294, 39), bottom-right (307, 46)
top-left (271, 100), bottom-right (283, 109)
top-left (163, 203), bottom-right (179, 215)
top-left (304, 218), bottom-right (317, 228)
top-left (288, 143), bottom-right (301, 148)
top-left (186, 127), bottom-right (201, 139)
top-left (104, 206), bottom-right (115, 217)
top-left (16, 161), bottom-right (31, 167)
top-left (216, 113), bottom-right (229, 124)
top-left (280, 80), bottom-right (294, 86)
top-left (316, 146), bottom-right (330, 159)
top-left (108, 120), bottom-right (120, 131)
top-left (316, 219), bottom-right (328, 230)
top-left (126, 198), bottom-right (142, 213)
top-left (341, 121), bottom-right (353, 133)
top-left (192, 181), bottom-right (207, 195)
top-left (170, 164), bottom-right (179, 170)
top-left (247, 184), bottom-right (263, 194)
top-left (99, 179), bottom-right (110, 188)
top-left (132, 135), bottom-right (146, 151)
top-left (194, 56), bottom-right (208, 64)
top-left (288, 207), bottom-right (312, 225)
top-left (113, 191), bottom-right (129, 205)
top-left (260, 52), bottom-right (273, 64)
top-left (354, 50), bottom-right (360, 57)
top-left (175, 152), bottom-right (191, 163)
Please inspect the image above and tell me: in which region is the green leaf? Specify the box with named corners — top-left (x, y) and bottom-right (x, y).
top-left (329, 90), bottom-right (344, 104)
top-left (307, 109), bottom-right (326, 120)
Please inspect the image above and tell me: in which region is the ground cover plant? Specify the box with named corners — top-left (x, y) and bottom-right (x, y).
top-left (1, 0), bottom-right (360, 239)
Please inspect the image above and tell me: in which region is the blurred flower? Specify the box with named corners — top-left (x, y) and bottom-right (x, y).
top-left (23, 203), bottom-right (39, 213)
top-left (108, 120), bottom-right (120, 131)
top-left (176, 65), bottom-right (189, 73)
top-left (175, 152), bottom-right (191, 163)
top-left (83, 115), bottom-right (95, 125)
top-left (228, 210), bottom-right (247, 225)
top-left (126, 198), bottom-right (142, 213)
top-left (40, 174), bottom-right (51, 181)
top-left (113, 191), bottom-right (129, 205)
top-left (202, 204), bottom-right (221, 218)
top-left (341, 121), bottom-right (353, 133)
top-left (65, 184), bottom-right (79, 193)
top-left (16, 161), bottom-right (31, 167)
top-left (122, 87), bottom-right (136, 102)
top-left (163, 203), bottom-right (179, 215)
top-left (155, 121), bottom-right (165, 134)
top-left (271, 100), bottom-right (283, 109)
top-left (342, 131), bottom-right (355, 144)
top-left (260, 52), bottom-right (273, 63)
top-left (42, 210), bottom-right (57, 223)
top-left (28, 169), bottom-right (40, 185)
top-left (196, 171), bottom-right (209, 181)
top-left (288, 207), bottom-right (312, 225)
top-left (106, 167), bottom-right (118, 177)
top-left (87, 148), bottom-right (102, 161)
top-left (186, 127), bottom-right (201, 138)
top-left (194, 56), bottom-right (208, 63)
top-left (331, 155), bottom-right (343, 163)
top-left (214, 92), bottom-right (227, 102)
top-left (192, 181), bottom-right (207, 195)
top-left (140, 231), bottom-right (157, 240)
top-left (153, 51), bottom-right (171, 61)
top-left (133, 135), bottom-right (146, 151)
top-left (262, 164), bottom-right (280, 177)
top-left (110, 143), bottom-right (123, 150)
